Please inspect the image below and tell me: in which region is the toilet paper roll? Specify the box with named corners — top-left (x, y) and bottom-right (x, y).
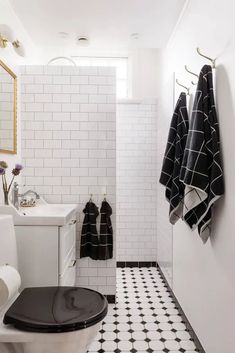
top-left (0, 265), bottom-right (21, 307)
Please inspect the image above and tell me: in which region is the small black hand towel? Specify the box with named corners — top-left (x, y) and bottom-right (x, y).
top-left (99, 200), bottom-right (113, 260)
top-left (80, 201), bottom-right (99, 260)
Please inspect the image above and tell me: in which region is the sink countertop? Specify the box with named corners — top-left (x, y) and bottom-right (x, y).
top-left (0, 200), bottom-right (78, 226)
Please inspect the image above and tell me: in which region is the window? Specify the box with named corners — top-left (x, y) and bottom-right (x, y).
top-left (72, 56), bottom-right (128, 99)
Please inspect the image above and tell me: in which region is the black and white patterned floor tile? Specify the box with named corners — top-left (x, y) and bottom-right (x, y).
top-left (88, 267), bottom-right (200, 353)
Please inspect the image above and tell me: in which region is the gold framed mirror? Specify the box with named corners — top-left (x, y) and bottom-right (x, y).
top-left (0, 60), bottom-right (17, 154)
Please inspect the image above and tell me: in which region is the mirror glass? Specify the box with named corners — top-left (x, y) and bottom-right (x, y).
top-left (0, 60), bottom-right (17, 154)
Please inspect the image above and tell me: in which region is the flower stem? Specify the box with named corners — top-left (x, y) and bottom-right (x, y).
top-left (7, 176), bottom-right (15, 193)
top-left (2, 175), bottom-right (4, 192)
top-left (3, 189), bottom-right (9, 205)
top-left (3, 174), bottom-right (7, 192)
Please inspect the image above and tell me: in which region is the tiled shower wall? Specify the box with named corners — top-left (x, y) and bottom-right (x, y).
top-left (20, 65), bottom-right (116, 296)
top-left (116, 100), bottom-right (158, 262)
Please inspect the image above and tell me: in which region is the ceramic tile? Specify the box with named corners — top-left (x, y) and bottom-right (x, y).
top-left (88, 267), bottom-right (201, 353)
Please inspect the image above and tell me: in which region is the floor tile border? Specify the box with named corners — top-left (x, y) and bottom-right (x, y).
top-left (105, 294), bottom-right (116, 304)
top-left (157, 263), bottom-right (206, 353)
top-left (117, 261), bottom-right (157, 268)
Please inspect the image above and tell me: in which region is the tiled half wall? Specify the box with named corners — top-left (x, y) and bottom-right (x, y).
top-left (20, 65), bottom-right (116, 296)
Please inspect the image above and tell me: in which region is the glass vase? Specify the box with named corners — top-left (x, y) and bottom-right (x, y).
top-left (3, 189), bottom-right (9, 205)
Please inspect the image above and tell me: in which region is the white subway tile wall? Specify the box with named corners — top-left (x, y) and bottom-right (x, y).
top-left (20, 65), bottom-right (116, 295)
top-left (116, 101), bottom-right (158, 262)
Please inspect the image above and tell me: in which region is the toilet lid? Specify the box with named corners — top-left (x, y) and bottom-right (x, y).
top-left (3, 286), bottom-right (108, 333)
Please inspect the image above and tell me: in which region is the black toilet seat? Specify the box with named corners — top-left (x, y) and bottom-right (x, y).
top-left (3, 287), bottom-right (108, 333)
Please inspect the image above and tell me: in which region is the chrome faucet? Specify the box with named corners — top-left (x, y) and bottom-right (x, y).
top-left (12, 182), bottom-right (40, 209)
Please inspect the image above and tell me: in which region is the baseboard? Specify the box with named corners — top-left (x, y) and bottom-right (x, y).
top-left (117, 261), bottom-right (157, 268)
top-left (157, 264), bottom-right (206, 353)
top-left (105, 294), bottom-right (116, 304)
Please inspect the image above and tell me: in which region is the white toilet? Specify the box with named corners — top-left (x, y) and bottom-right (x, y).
top-left (0, 215), bottom-right (108, 353)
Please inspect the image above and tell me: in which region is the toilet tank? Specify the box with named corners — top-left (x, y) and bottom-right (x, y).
top-left (0, 215), bottom-right (18, 269)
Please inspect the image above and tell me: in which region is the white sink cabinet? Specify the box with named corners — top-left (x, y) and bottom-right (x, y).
top-left (0, 201), bottom-right (77, 289)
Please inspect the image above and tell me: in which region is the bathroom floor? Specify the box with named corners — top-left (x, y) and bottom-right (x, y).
top-left (88, 267), bottom-right (200, 353)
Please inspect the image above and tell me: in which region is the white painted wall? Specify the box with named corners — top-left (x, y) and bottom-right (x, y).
top-left (159, 1), bottom-right (235, 352)
top-left (116, 100), bottom-right (158, 262)
top-left (129, 49), bottom-right (161, 99)
top-left (0, 0), bottom-right (39, 65)
top-left (0, 0), bottom-right (41, 203)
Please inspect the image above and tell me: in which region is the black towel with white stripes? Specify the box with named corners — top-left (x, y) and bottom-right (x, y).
top-left (80, 201), bottom-right (99, 260)
top-left (159, 92), bottom-right (189, 224)
top-left (180, 64), bottom-right (224, 243)
top-left (99, 200), bottom-right (113, 260)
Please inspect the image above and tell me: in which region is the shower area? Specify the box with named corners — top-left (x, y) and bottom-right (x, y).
top-left (116, 100), bottom-right (159, 266)
top-left (116, 94), bottom-right (174, 288)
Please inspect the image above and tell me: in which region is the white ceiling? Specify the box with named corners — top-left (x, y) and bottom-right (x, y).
top-left (9, 0), bottom-right (186, 51)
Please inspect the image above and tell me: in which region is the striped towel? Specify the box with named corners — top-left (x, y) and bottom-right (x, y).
top-left (159, 92), bottom-right (189, 224)
top-left (80, 201), bottom-right (99, 260)
top-left (180, 65), bottom-right (224, 243)
top-left (99, 200), bottom-right (113, 260)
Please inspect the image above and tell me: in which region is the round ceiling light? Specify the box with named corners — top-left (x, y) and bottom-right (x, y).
top-left (57, 32), bottom-right (69, 39)
top-left (131, 33), bottom-right (140, 40)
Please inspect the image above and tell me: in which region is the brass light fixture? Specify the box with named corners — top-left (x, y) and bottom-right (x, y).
top-left (0, 25), bottom-right (25, 57)
top-left (0, 34), bottom-right (7, 48)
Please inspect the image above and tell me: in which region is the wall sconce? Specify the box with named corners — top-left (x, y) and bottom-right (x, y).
top-left (0, 24), bottom-right (25, 57)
